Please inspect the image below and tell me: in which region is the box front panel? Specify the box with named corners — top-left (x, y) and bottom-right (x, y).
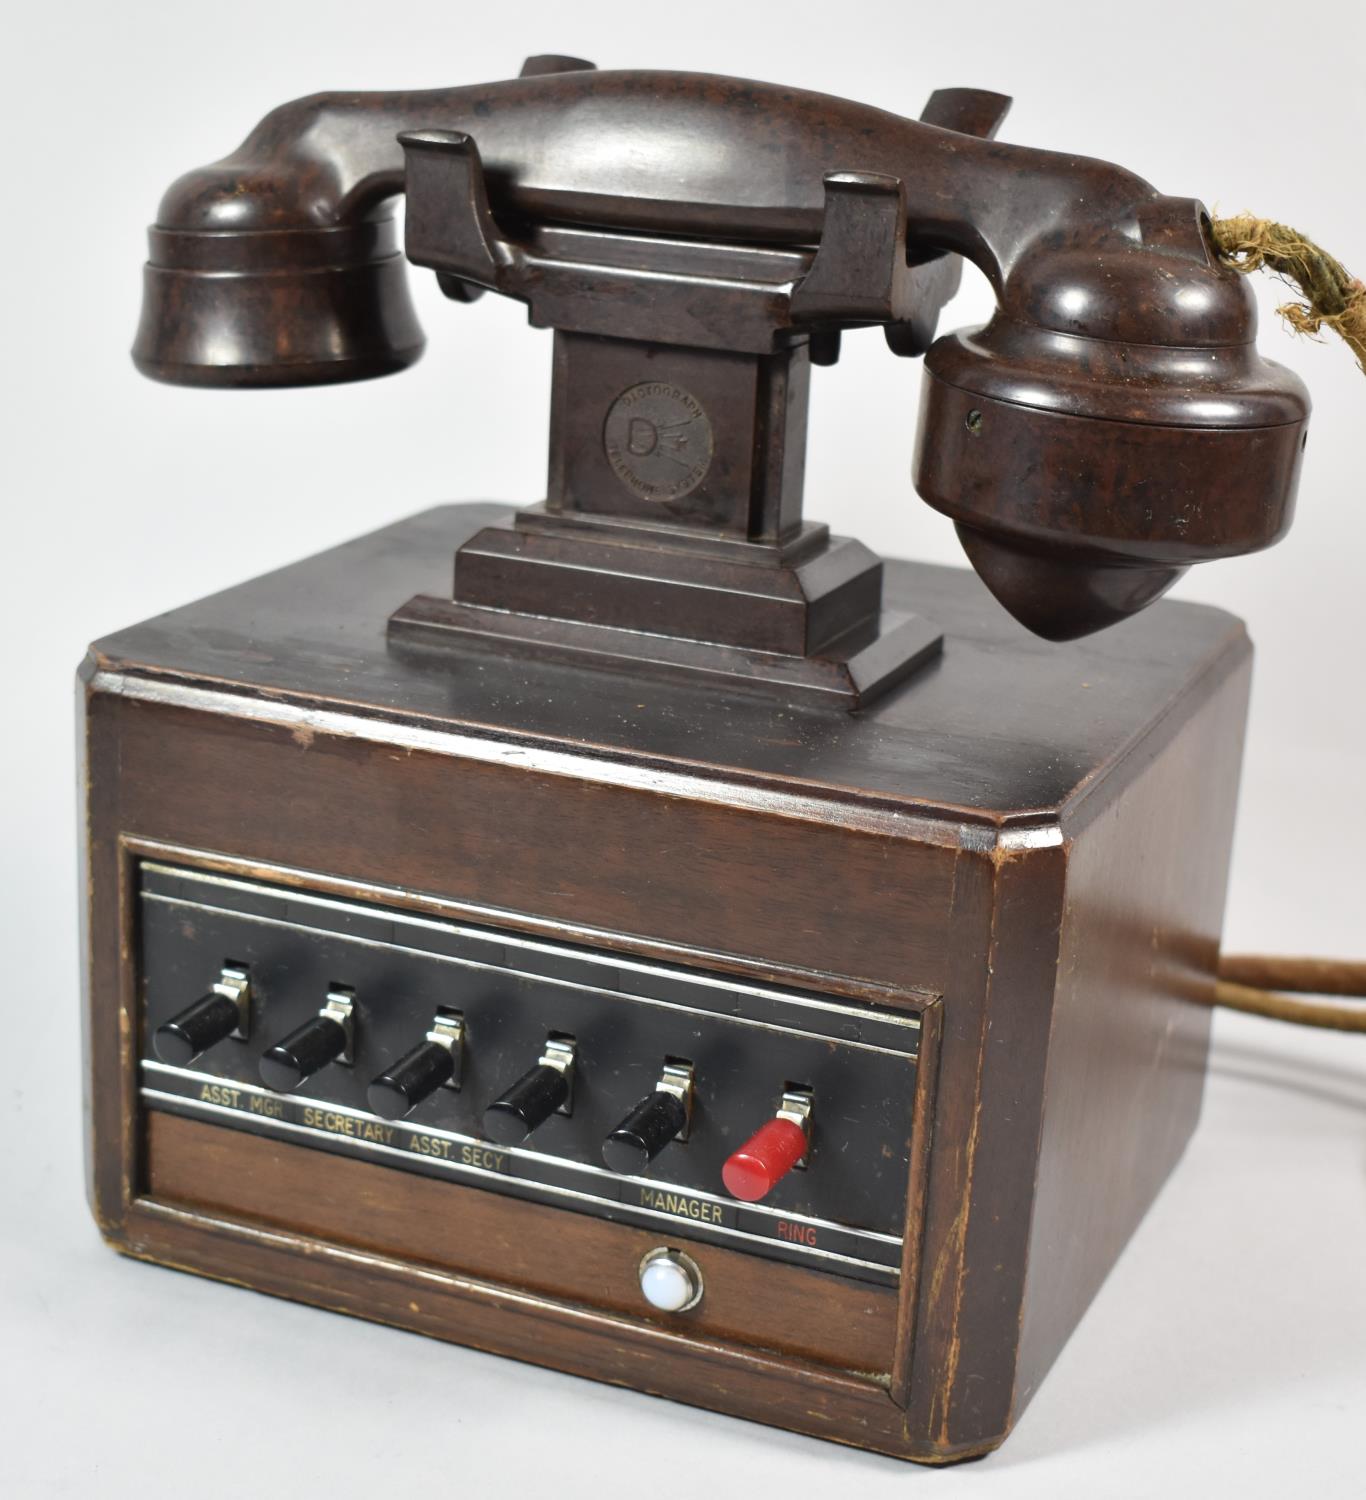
top-left (84, 689), bottom-right (949, 1439)
top-left (138, 860), bottom-right (917, 1286)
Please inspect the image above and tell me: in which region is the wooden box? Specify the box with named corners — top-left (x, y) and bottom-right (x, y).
top-left (80, 504), bottom-right (1250, 1462)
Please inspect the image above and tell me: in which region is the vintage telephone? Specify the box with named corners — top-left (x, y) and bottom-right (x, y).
top-left (84, 59), bottom-right (1327, 1463)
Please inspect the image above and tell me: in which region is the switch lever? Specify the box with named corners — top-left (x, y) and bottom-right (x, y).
top-left (260, 987), bottom-right (354, 1093)
top-left (482, 1036), bottom-right (576, 1145)
top-left (722, 1088), bottom-right (813, 1202)
top-left (154, 964), bottom-right (251, 1066)
top-left (603, 1061), bottom-right (694, 1174)
top-left (367, 1011), bottom-right (464, 1120)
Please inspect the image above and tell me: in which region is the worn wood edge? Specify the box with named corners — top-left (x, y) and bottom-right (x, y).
top-left (86, 639), bottom-right (1249, 857)
top-left (79, 656), bottom-right (1051, 845)
top-left (977, 839), bottom-right (1071, 1442)
top-left (76, 657), bottom-right (105, 1230)
top-left (79, 674), bottom-right (142, 1238)
top-left (901, 834), bottom-right (1074, 1458)
top-left (889, 995), bottom-right (943, 1408)
top-left (903, 842), bottom-right (1007, 1453)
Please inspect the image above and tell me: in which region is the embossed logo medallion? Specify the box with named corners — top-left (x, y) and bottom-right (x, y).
top-left (603, 382), bottom-right (714, 502)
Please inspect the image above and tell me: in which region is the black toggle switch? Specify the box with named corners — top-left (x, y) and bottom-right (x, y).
top-left (604, 1093), bottom-right (687, 1174)
top-left (367, 1012), bottom-right (464, 1121)
top-left (602, 1061), bottom-right (694, 1174)
top-left (260, 988), bottom-right (354, 1093)
top-left (154, 966), bottom-right (250, 1066)
top-left (482, 1037), bottom-right (576, 1145)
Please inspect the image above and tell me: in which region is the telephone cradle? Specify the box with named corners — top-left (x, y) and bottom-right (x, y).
top-left (84, 58), bottom-right (1309, 1463)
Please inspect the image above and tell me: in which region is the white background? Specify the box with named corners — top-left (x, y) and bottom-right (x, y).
top-left (4, 3), bottom-right (1364, 1494)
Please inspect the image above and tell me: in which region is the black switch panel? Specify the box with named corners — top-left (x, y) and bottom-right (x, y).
top-left (136, 861), bottom-right (922, 1285)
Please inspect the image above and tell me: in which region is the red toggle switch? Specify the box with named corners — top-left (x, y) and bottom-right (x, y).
top-left (722, 1116), bottom-right (808, 1202)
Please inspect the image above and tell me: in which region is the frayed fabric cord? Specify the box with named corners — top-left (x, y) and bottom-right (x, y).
top-left (1211, 215), bottom-right (1366, 375)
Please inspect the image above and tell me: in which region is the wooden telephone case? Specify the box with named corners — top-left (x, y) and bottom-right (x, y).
top-left (85, 58), bottom-right (1304, 1464)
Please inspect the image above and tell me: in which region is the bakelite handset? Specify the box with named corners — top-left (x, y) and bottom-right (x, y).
top-left (132, 59), bottom-right (1309, 644)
